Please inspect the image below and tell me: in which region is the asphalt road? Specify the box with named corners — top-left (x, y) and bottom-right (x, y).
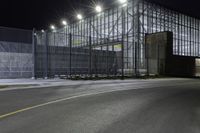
top-left (0, 78), bottom-right (200, 133)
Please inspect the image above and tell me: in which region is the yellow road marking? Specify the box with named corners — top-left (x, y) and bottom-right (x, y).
top-left (0, 89), bottom-right (126, 120)
top-left (0, 93), bottom-right (92, 119)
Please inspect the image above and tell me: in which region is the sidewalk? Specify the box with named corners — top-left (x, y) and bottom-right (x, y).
top-left (0, 78), bottom-right (192, 91)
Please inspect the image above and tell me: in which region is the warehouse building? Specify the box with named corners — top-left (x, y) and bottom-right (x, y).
top-left (0, 0), bottom-right (200, 79)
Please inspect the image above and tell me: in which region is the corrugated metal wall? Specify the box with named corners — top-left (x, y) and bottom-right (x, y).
top-left (0, 27), bottom-right (33, 79)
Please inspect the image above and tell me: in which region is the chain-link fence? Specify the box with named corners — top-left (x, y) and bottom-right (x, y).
top-left (0, 27), bottom-right (124, 79)
top-left (35, 32), bottom-right (124, 79)
top-left (2, 0), bottom-right (199, 79)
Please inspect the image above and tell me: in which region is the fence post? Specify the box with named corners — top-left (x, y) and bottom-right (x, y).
top-left (106, 42), bottom-right (109, 78)
top-left (32, 28), bottom-right (36, 79)
top-left (89, 36), bottom-right (92, 78)
top-left (145, 34), bottom-right (149, 76)
top-left (69, 33), bottom-right (72, 78)
top-left (121, 7), bottom-right (125, 79)
top-left (136, 2), bottom-right (140, 77)
top-left (44, 32), bottom-right (48, 79)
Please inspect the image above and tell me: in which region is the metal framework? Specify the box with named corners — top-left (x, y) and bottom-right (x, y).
top-left (0, 0), bottom-right (198, 79)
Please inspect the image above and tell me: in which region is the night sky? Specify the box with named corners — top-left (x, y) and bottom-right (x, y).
top-left (1, 0), bottom-right (200, 30)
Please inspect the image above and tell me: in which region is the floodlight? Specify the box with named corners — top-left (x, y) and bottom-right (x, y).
top-left (62, 20), bottom-right (67, 26)
top-left (77, 14), bottom-right (83, 20)
top-left (50, 25), bottom-right (55, 30)
top-left (95, 5), bottom-right (102, 13)
top-left (118, 0), bottom-right (127, 4)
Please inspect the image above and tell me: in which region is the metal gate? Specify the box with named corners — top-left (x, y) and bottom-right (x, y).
top-left (35, 32), bottom-right (123, 79)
